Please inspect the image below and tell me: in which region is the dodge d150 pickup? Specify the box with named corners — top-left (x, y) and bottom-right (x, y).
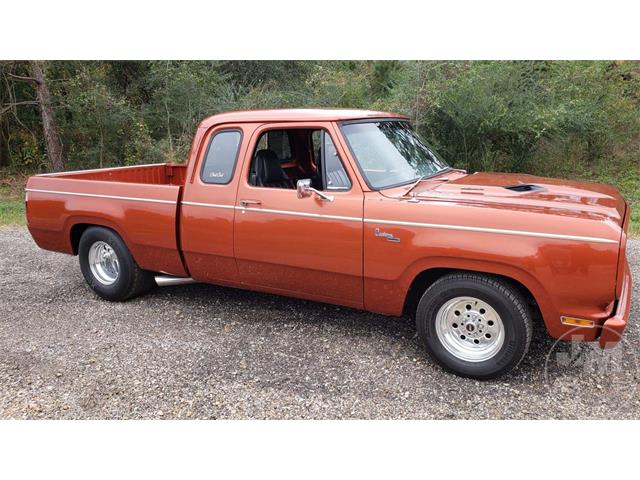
top-left (25, 109), bottom-right (632, 379)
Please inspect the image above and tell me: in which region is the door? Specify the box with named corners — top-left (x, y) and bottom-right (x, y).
top-left (234, 122), bottom-right (364, 308)
top-left (180, 125), bottom-right (246, 285)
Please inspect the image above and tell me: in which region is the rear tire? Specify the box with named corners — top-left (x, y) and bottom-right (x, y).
top-left (416, 272), bottom-right (532, 380)
top-left (78, 226), bottom-right (155, 301)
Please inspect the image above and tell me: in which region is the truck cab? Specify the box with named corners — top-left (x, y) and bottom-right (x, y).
top-left (180, 112), bottom-right (367, 309)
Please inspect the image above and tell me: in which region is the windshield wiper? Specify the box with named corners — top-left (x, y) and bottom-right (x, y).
top-left (403, 175), bottom-right (426, 197)
top-left (403, 168), bottom-right (455, 198)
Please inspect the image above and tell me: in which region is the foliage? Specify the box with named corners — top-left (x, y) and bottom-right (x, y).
top-left (1, 60), bottom-right (638, 232)
top-left (384, 61), bottom-right (640, 173)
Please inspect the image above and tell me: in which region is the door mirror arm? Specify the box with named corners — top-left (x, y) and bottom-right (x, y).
top-left (296, 179), bottom-right (334, 202)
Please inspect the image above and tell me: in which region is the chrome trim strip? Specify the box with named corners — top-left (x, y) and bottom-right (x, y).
top-left (238, 206), bottom-right (361, 223)
top-left (25, 188), bottom-right (176, 205)
top-left (188, 201), bottom-right (617, 243)
top-left (25, 190), bottom-right (617, 244)
top-left (364, 218), bottom-right (618, 244)
top-left (182, 201), bottom-right (235, 210)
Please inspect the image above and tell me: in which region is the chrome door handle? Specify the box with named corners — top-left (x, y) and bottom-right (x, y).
top-left (240, 199), bottom-right (262, 207)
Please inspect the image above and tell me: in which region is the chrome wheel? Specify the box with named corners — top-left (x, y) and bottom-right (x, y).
top-left (88, 241), bottom-right (120, 285)
top-left (435, 296), bottom-right (505, 362)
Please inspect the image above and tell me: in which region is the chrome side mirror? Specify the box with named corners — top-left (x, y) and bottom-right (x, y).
top-left (296, 179), bottom-right (334, 202)
top-left (297, 178), bottom-right (313, 199)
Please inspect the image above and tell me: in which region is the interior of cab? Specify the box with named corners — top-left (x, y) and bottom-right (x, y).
top-left (248, 128), bottom-right (351, 191)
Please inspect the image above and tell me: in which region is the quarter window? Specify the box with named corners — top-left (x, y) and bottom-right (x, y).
top-left (311, 130), bottom-right (351, 190)
top-left (323, 132), bottom-right (351, 190)
top-left (200, 130), bottom-right (242, 184)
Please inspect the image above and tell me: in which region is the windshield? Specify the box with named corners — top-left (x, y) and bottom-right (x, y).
top-left (341, 120), bottom-right (449, 189)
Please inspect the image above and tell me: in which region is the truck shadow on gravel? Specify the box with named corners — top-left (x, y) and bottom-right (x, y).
top-left (140, 282), bottom-right (559, 383)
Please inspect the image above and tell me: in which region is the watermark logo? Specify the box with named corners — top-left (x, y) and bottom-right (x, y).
top-left (543, 326), bottom-right (638, 414)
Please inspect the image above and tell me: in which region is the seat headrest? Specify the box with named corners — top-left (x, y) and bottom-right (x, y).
top-left (255, 149), bottom-right (288, 184)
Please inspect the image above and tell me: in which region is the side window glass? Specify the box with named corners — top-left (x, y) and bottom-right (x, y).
top-left (200, 130), bottom-right (242, 184)
top-left (323, 133), bottom-right (351, 190)
top-left (311, 130), bottom-right (321, 156)
top-left (257, 130), bottom-right (293, 163)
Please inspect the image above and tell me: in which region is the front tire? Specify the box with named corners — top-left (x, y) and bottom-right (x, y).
top-left (78, 226), bottom-right (155, 301)
top-left (416, 273), bottom-right (532, 379)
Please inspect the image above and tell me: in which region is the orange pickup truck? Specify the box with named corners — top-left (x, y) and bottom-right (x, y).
top-left (25, 109), bottom-right (632, 379)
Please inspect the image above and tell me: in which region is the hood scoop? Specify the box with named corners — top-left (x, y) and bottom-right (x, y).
top-left (503, 183), bottom-right (544, 193)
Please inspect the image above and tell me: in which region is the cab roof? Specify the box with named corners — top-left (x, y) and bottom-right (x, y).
top-left (199, 108), bottom-right (409, 128)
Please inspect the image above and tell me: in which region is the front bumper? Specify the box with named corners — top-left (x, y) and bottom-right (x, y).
top-left (599, 262), bottom-right (632, 349)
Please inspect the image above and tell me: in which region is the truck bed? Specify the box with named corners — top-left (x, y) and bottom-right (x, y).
top-left (25, 163), bottom-right (189, 277)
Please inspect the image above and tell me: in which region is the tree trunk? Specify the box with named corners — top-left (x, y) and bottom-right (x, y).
top-left (0, 118), bottom-right (9, 168)
top-left (29, 61), bottom-right (64, 172)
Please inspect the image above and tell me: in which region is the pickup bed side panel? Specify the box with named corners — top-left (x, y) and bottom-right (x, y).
top-left (26, 176), bottom-right (187, 277)
top-left (362, 192), bottom-right (620, 340)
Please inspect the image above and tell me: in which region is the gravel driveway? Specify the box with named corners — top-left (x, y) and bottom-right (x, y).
top-left (0, 227), bottom-right (638, 419)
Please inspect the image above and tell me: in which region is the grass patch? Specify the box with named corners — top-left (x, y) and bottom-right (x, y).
top-left (630, 213), bottom-right (640, 237)
top-left (0, 198), bottom-right (25, 226)
top-left (0, 171), bottom-right (28, 226)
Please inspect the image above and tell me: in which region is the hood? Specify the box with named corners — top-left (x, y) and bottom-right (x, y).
top-left (395, 171), bottom-right (627, 226)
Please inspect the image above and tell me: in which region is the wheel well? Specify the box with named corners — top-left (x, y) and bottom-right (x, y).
top-left (403, 268), bottom-right (542, 321)
top-left (71, 223), bottom-right (122, 255)
top-left (70, 223), bottom-right (93, 255)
